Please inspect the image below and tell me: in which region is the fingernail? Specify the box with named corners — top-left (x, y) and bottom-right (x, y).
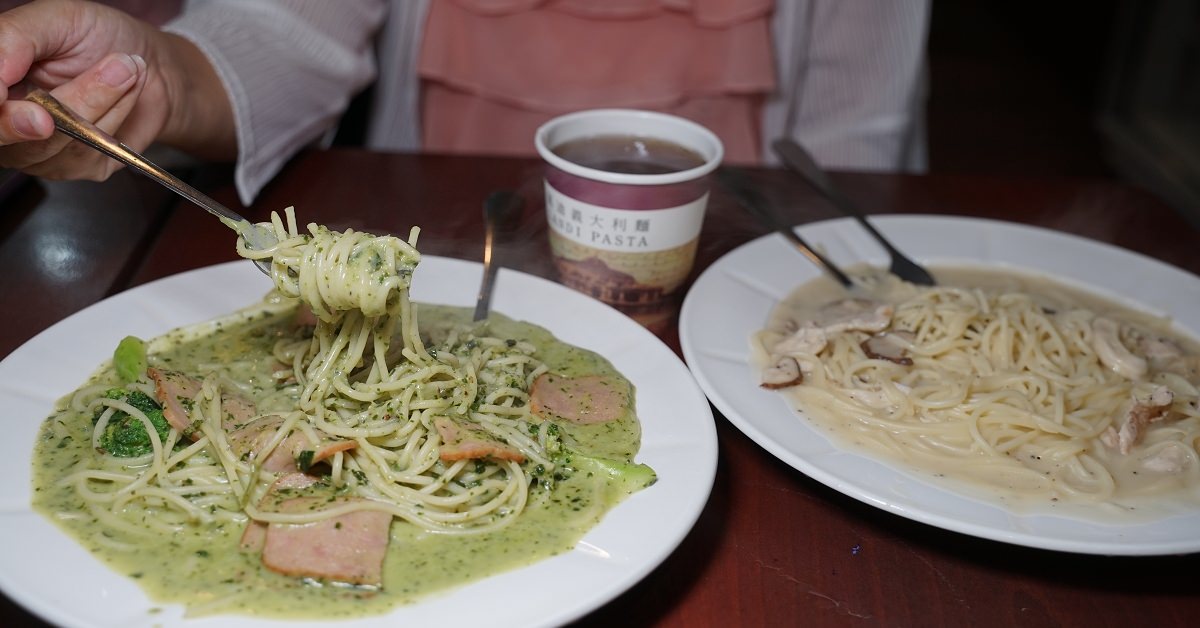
top-left (13, 108), bottom-right (43, 139)
top-left (98, 53), bottom-right (138, 88)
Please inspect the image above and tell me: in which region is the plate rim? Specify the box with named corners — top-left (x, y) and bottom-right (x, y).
top-left (0, 255), bottom-right (718, 627)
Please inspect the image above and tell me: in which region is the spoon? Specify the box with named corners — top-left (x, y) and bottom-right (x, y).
top-left (24, 87), bottom-right (276, 275)
top-left (716, 167), bottom-right (855, 289)
top-left (771, 138), bottom-right (936, 286)
top-left (473, 190), bottom-right (525, 321)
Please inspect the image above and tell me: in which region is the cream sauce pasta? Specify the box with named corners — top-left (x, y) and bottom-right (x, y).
top-left (754, 265), bottom-right (1200, 519)
top-left (32, 208), bottom-right (652, 619)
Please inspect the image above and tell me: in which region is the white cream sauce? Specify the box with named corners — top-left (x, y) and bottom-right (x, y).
top-left (757, 264), bottom-right (1200, 521)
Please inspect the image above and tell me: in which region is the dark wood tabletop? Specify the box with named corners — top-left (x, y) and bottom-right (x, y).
top-left (2, 148), bottom-right (1199, 627)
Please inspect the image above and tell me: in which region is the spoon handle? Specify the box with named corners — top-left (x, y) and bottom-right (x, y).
top-left (24, 88), bottom-right (259, 239)
top-left (716, 167), bottom-right (854, 288)
top-left (473, 190), bottom-right (525, 321)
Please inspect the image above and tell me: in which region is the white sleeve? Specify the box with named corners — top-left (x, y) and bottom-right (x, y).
top-left (165, 0), bottom-right (388, 205)
top-left (764, 0), bottom-right (931, 172)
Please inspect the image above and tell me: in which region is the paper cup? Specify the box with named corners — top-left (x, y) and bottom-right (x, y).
top-left (535, 109), bottom-right (724, 332)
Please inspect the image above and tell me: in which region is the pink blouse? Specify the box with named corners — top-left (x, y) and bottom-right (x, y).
top-left (417, 0), bottom-right (776, 163)
top-left (167, 0), bottom-right (930, 205)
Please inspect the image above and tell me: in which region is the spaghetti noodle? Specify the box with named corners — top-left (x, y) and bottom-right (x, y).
top-left (33, 207), bottom-right (650, 616)
top-left (755, 266), bottom-right (1200, 512)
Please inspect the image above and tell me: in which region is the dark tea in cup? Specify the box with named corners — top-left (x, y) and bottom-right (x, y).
top-left (535, 109), bottom-right (723, 332)
top-left (550, 135), bottom-right (707, 176)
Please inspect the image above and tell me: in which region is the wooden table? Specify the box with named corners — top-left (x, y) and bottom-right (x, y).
top-left (2, 149), bottom-right (1198, 627)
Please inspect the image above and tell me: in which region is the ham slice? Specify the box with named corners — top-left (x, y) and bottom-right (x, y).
top-left (239, 518), bottom-right (268, 553)
top-left (530, 373), bottom-right (629, 425)
top-left (261, 504), bottom-right (392, 587)
top-left (239, 473), bottom-right (318, 553)
top-left (149, 368), bottom-right (355, 471)
top-left (147, 367), bottom-right (203, 433)
top-left (434, 416), bottom-right (525, 462)
top-left (148, 367), bottom-right (257, 436)
top-left (242, 473), bottom-right (393, 587)
top-left (227, 415), bottom-right (357, 473)
top-left (292, 302), bottom-right (319, 327)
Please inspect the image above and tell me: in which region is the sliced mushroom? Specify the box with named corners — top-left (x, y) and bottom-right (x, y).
top-left (1091, 317), bottom-right (1148, 380)
top-left (815, 298), bottom-right (894, 334)
top-left (761, 357), bottom-right (804, 389)
top-left (772, 299), bottom-right (897, 360)
top-left (861, 330), bottom-right (917, 365)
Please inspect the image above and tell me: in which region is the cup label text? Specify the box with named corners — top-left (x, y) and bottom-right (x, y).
top-left (544, 182), bottom-right (706, 252)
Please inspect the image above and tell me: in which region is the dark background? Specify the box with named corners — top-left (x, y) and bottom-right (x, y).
top-left (926, 0), bottom-right (1119, 177)
top-left (925, 0), bottom-right (1198, 226)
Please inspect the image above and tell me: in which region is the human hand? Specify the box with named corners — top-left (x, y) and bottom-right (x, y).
top-left (0, 0), bottom-right (204, 181)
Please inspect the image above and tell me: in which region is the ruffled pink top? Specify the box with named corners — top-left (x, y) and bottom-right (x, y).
top-left (417, 0), bottom-right (776, 163)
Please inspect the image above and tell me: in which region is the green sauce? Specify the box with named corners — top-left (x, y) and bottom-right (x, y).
top-left (31, 303), bottom-right (644, 619)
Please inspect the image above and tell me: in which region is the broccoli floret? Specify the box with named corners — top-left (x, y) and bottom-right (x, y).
top-left (112, 336), bottom-right (147, 383)
top-left (554, 449), bottom-right (657, 493)
top-left (94, 389), bottom-right (172, 457)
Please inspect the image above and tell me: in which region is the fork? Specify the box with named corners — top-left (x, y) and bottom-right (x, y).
top-left (772, 138), bottom-right (936, 285)
top-left (24, 87), bottom-right (277, 276)
top-left (716, 167), bottom-right (856, 289)
top-left (473, 190), bottom-right (525, 321)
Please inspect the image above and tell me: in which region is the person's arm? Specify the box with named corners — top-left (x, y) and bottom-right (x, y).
top-left (764, 0), bottom-right (932, 172)
top-left (0, 0), bottom-right (386, 205)
top-left (157, 27), bottom-right (237, 160)
top-left (164, 0), bottom-right (387, 205)
top-left (0, 0), bottom-right (235, 180)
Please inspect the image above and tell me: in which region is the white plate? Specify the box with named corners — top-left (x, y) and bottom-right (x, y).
top-left (680, 215), bottom-right (1200, 555)
top-left (0, 257), bottom-right (717, 627)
